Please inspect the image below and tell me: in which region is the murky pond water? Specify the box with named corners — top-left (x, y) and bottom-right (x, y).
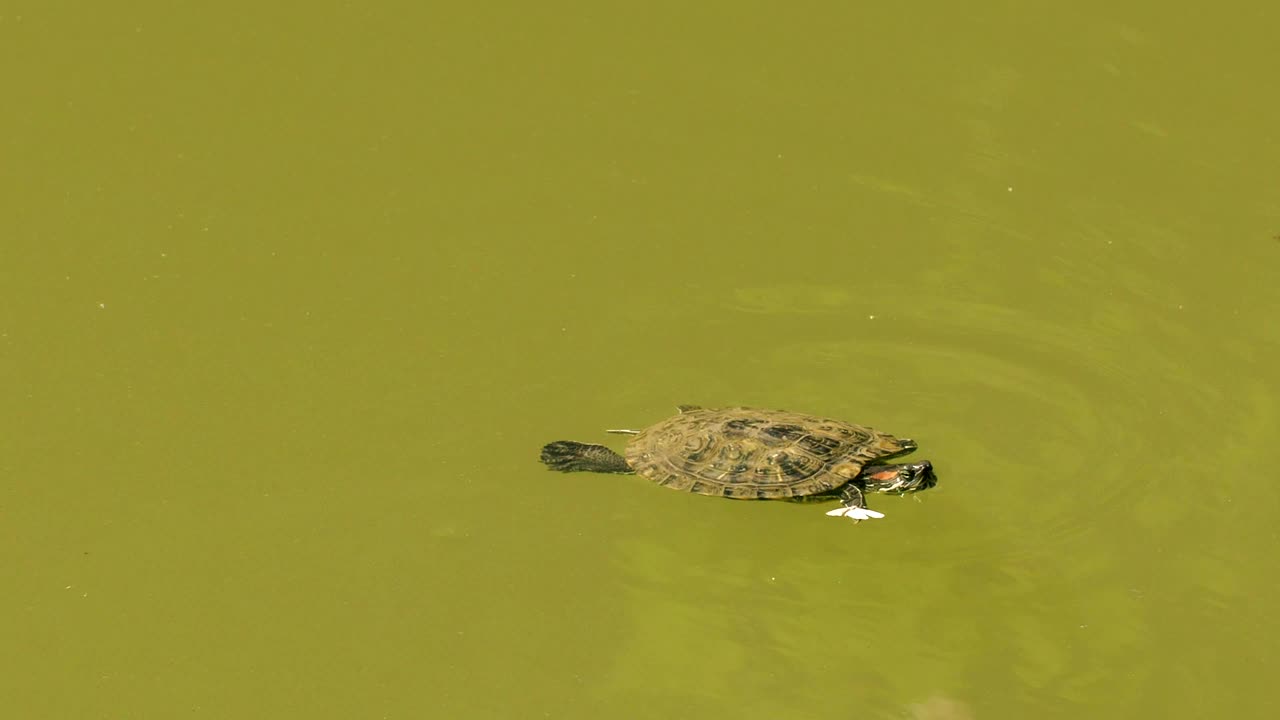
top-left (4, 3), bottom-right (1278, 718)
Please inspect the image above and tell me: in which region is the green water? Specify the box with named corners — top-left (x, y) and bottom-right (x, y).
top-left (4, 2), bottom-right (1278, 718)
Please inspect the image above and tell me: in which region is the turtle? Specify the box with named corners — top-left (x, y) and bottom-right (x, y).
top-left (539, 405), bottom-right (936, 522)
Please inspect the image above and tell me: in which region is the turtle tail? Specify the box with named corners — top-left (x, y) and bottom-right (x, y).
top-left (540, 441), bottom-right (633, 474)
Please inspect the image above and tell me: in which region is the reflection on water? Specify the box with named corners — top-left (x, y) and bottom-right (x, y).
top-left (908, 696), bottom-right (976, 720)
top-left (728, 285), bottom-right (855, 315)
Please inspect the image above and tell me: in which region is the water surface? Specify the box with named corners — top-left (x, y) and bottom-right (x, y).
top-left (3, 2), bottom-right (1278, 718)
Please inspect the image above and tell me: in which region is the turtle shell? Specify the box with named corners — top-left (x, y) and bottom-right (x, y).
top-left (624, 406), bottom-right (915, 499)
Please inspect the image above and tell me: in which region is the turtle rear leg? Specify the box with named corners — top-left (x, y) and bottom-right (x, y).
top-left (540, 441), bottom-right (633, 474)
top-left (824, 484), bottom-right (885, 522)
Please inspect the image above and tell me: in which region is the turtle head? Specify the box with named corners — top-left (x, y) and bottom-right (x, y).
top-left (860, 460), bottom-right (936, 494)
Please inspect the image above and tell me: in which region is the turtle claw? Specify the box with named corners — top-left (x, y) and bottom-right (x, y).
top-left (825, 506), bottom-right (885, 521)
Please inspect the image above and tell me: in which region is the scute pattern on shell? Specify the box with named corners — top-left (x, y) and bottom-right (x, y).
top-left (623, 407), bottom-right (914, 499)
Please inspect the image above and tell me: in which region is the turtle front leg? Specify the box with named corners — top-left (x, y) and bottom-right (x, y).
top-left (825, 484), bottom-right (885, 522)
